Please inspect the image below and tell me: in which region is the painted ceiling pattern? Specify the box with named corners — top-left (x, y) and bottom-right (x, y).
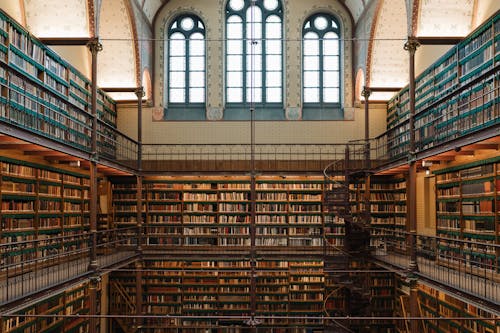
top-left (24, 0), bottom-right (89, 37)
top-left (1, 0), bottom-right (497, 101)
top-left (369, 0), bottom-right (408, 100)
top-left (417, 0), bottom-right (474, 36)
top-left (98, 0), bottom-right (136, 88)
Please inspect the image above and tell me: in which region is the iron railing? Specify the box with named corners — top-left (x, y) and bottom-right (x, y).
top-left (0, 227), bottom-right (137, 306)
top-left (371, 227), bottom-right (500, 304)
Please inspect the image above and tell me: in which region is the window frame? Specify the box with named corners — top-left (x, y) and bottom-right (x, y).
top-left (225, 0), bottom-right (284, 111)
top-left (166, 14), bottom-right (206, 118)
top-left (302, 13), bottom-right (342, 113)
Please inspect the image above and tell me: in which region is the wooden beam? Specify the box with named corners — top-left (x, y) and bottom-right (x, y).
top-left (426, 155), bottom-right (456, 161)
top-left (100, 87), bottom-right (138, 93)
top-left (38, 37), bottom-right (91, 46)
top-left (24, 151), bottom-right (68, 156)
top-left (417, 37), bottom-right (463, 45)
top-left (465, 143), bottom-right (498, 150)
top-left (0, 143), bottom-right (42, 150)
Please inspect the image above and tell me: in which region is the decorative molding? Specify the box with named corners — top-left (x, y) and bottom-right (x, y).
top-left (152, 107), bottom-right (165, 121)
top-left (344, 107), bottom-right (355, 121)
top-left (124, 0), bottom-right (141, 87)
top-left (365, 0), bottom-right (383, 87)
top-left (207, 107), bottom-right (224, 121)
top-left (88, 0), bottom-right (95, 37)
top-left (411, 0), bottom-right (420, 36)
top-left (285, 107), bottom-right (301, 121)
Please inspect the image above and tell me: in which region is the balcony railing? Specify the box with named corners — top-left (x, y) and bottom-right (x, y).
top-left (0, 227), bottom-right (137, 306)
top-left (371, 227), bottom-right (499, 305)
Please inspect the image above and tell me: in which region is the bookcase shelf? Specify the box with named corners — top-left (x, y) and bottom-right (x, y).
top-left (418, 284), bottom-right (499, 333)
top-left (110, 175), bottom-right (332, 252)
top-left (387, 10), bottom-right (500, 157)
top-left (434, 157), bottom-right (500, 273)
top-left (1, 281), bottom-right (100, 333)
top-left (0, 156), bottom-right (90, 270)
top-left (350, 176), bottom-right (407, 253)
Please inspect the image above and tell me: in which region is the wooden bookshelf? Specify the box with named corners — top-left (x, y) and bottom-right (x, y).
top-left (434, 157), bottom-right (499, 273)
top-left (0, 9), bottom-right (117, 155)
top-left (350, 176), bottom-right (407, 253)
top-left (387, 10), bottom-right (500, 156)
top-left (1, 281), bottom-right (100, 333)
top-left (0, 156), bottom-right (90, 271)
top-left (418, 284), bottom-right (499, 333)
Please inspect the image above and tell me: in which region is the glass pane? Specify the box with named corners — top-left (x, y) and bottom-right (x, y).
top-left (304, 71), bottom-right (319, 87)
top-left (303, 33), bottom-right (319, 55)
top-left (331, 19), bottom-right (338, 29)
top-left (266, 40), bottom-right (281, 54)
top-left (247, 6), bottom-right (262, 23)
top-left (169, 33), bottom-right (185, 56)
top-left (304, 88), bottom-right (319, 103)
top-left (229, 0), bottom-right (244, 11)
top-left (227, 16), bottom-right (242, 39)
top-left (266, 55), bottom-right (281, 70)
top-left (227, 72), bottom-right (243, 87)
top-left (246, 87), bottom-right (262, 103)
top-left (266, 16), bottom-right (282, 39)
top-left (190, 33), bottom-right (205, 56)
top-left (227, 40), bottom-right (243, 55)
top-left (189, 72), bottom-right (205, 87)
top-left (246, 54), bottom-right (262, 71)
top-left (247, 41), bottom-right (262, 55)
top-left (227, 55), bottom-right (243, 70)
top-left (247, 22), bottom-right (262, 40)
top-left (227, 88), bottom-right (243, 102)
top-left (169, 57), bottom-right (185, 71)
top-left (266, 71), bottom-right (281, 87)
top-left (314, 16), bottom-right (328, 30)
top-left (264, 0), bottom-right (279, 11)
top-left (181, 17), bottom-right (194, 31)
top-left (323, 32), bottom-right (339, 55)
top-left (246, 71), bottom-right (262, 87)
top-left (169, 71), bottom-right (185, 88)
top-left (324, 88), bottom-right (340, 103)
top-left (323, 72), bottom-right (339, 88)
top-left (169, 88), bottom-right (185, 103)
top-left (266, 88), bottom-right (282, 103)
top-left (324, 56), bottom-right (339, 71)
top-left (303, 55), bottom-right (319, 70)
top-left (189, 56), bottom-right (205, 71)
top-left (189, 88), bottom-right (205, 103)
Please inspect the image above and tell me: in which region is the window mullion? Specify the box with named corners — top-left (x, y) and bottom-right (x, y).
top-left (186, 36), bottom-right (190, 103)
top-left (319, 37), bottom-right (324, 105)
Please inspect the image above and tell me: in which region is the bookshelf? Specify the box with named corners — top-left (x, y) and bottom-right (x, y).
top-left (0, 156), bottom-right (91, 270)
top-left (350, 176), bottom-right (407, 253)
top-left (418, 284), bottom-right (499, 333)
top-left (0, 9), bottom-right (117, 155)
top-left (1, 281), bottom-right (100, 333)
top-left (110, 176), bottom-right (329, 253)
top-left (434, 157), bottom-right (499, 273)
top-left (387, 10), bottom-right (500, 156)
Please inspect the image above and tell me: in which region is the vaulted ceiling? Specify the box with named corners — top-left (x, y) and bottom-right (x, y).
top-left (0, 0), bottom-right (498, 102)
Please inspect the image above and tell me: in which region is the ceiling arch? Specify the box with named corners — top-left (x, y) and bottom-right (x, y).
top-left (97, 0), bottom-right (138, 99)
top-left (368, 0), bottom-right (408, 100)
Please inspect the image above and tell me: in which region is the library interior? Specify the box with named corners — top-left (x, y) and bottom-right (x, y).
top-left (0, 0), bottom-right (499, 332)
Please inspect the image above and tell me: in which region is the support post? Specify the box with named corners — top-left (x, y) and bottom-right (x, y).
top-left (134, 87), bottom-right (144, 332)
top-left (361, 87), bottom-right (372, 226)
top-left (404, 35), bottom-right (420, 333)
top-left (87, 37), bottom-right (103, 333)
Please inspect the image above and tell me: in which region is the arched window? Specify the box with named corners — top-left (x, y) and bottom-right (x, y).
top-left (226, 0), bottom-right (283, 107)
top-left (168, 14), bottom-right (205, 105)
top-left (303, 13), bottom-right (341, 106)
